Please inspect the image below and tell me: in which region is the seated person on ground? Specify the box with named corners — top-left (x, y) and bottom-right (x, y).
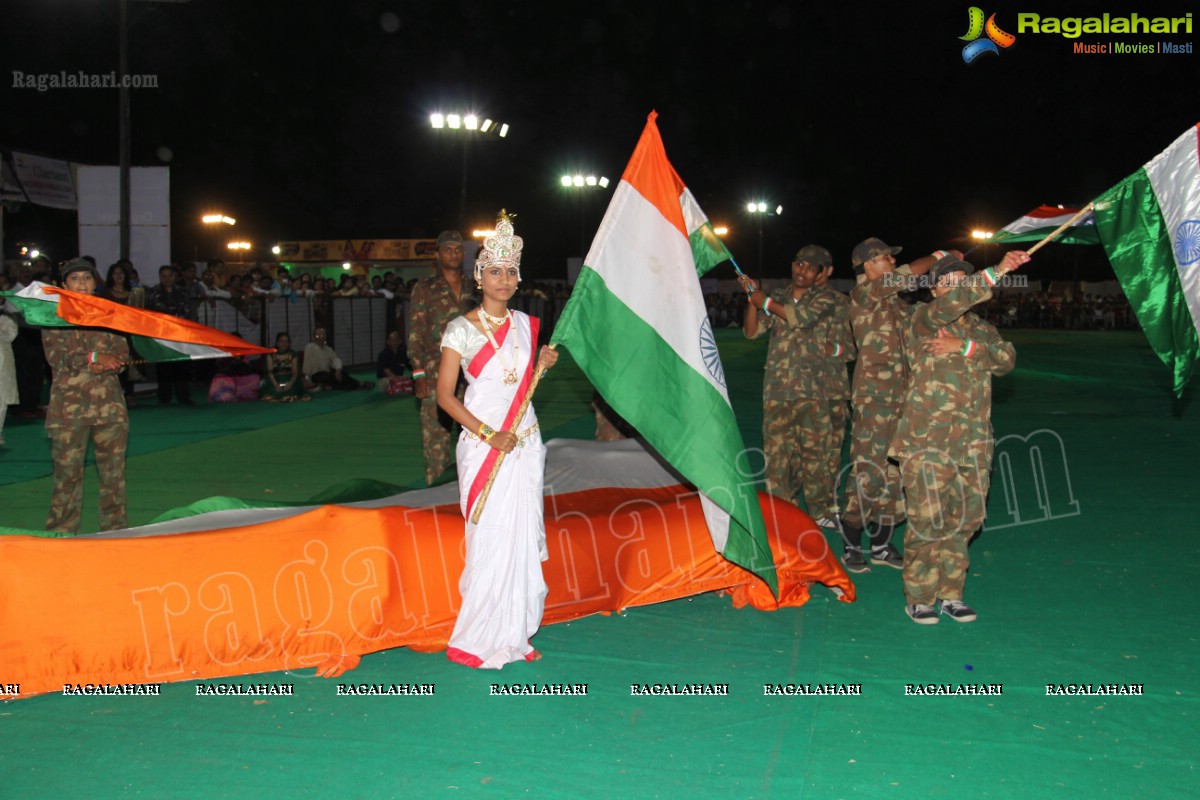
top-left (303, 326), bottom-right (371, 391)
top-left (377, 330), bottom-right (413, 396)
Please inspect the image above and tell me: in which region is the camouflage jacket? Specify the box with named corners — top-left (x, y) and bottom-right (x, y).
top-left (888, 279), bottom-right (1015, 468)
top-left (821, 289), bottom-right (856, 400)
top-left (849, 265), bottom-right (914, 408)
top-left (43, 327), bottom-right (130, 429)
top-left (407, 273), bottom-right (476, 380)
top-left (748, 286), bottom-right (838, 400)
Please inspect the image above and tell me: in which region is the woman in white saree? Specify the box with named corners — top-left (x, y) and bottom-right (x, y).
top-left (437, 212), bottom-right (558, 668)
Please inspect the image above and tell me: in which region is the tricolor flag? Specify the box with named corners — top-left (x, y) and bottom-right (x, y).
top-left (4, 282), bottom-right (274, 361)
top-left (1092, 123), bottom-right (1200, 397)
top-left (991, 205), bottom-right (1100, 246)
top-left (551, 112), bottom-right (777, 592)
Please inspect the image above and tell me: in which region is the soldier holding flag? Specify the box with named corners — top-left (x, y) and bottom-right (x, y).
top-left (43, 258), bottom-right (130, 533)
top-left (890, 250), bottom-right (1027, 624)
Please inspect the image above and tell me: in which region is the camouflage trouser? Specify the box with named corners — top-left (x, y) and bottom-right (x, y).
top-left (826, 398), bottom-right (850, 511)
top-left (842, 402), bottom-right (905, 529)
top-left (419, 391), bottom-right (457, 486)
top-left (46, 422), bottom-right (128, 534)
top-left (763, 396), bottom-right (836, 518)
top-left (899, 451), bottom-right (990, 605)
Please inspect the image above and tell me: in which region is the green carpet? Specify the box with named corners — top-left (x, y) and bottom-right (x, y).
top-left (0, 330), bottom-right (1195, 798)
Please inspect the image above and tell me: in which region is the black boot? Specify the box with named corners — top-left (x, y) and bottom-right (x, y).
top-left (868, 523), bottom-right (903, 569)
top-left (839, 521), bottom-right (869, 574)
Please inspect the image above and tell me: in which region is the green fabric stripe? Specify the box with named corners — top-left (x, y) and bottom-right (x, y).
top-left (129, 336), bottom-right (201, 363)
top-left (150, 478), bottom-right (409, 523)
top-left (553, 267), bottom-right (777, 592)
top-left (1, 294), bottom-right (69, 327)
top-left (1094, 168), bottom-right (1200, 396)
top-left (991, 228), bottom-right (1100, 246)
top-left (688, 222), bottom-right (732, 277)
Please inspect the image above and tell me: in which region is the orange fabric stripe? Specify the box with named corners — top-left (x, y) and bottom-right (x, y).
top-left (47, 288), bottom-right (274, 357)
top-left (619, 111), bottom-right (688, 239)
top-left (0, 487), bottom-right (852, 699)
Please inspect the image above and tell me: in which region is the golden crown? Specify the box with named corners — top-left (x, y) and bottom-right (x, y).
top-left (475, 209), bottom-right (523, 280)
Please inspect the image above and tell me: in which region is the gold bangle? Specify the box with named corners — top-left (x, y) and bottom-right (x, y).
top-left (478, 423), bottom-right (495, 441)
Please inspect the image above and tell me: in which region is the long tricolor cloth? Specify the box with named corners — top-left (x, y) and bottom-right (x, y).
top-left (4, 282), bottom-right (273, 361)
top-left (1092, 123), bottom-right (1200, 397)
top-left (551, 111), bottom-right (777, 593)
top-left (991, 205), bottom-right (1100, 246)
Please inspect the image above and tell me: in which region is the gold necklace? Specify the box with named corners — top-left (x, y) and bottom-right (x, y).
top-left (478, 309), bottom-right (519, 385)
top-left (479, 306), bottom-right (511, 326)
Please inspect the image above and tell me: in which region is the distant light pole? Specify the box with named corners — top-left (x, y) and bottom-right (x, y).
top-left (199, 213), bottom-right (236, 260)
top-left (118, 0), bottom-right (191, 260)
top-left (972, 229), bottom-right (994, 268)
top-left (560, 174), bottom-right (611, 255)
top-left (746, 201), bottom-right (783, 274)
top-left (429, 112), bottom-right (510, 230)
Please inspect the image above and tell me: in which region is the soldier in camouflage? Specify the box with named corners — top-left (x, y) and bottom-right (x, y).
top-left (889, 250), bottom-right (1027, 624)
top-left (408, 231), bottom-right (476, 485)
top-left (841, 237), bottom-right (945, 573)
top-left (44, 258), bottom-right (130, 533)
top-left (739, 245), bottom-right (841, 523)
top-left (813, 258), bottom-right (856, 531)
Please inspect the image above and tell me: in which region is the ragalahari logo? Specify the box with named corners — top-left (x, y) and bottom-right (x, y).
top-left (960, 7), bottom-right (1017, 62)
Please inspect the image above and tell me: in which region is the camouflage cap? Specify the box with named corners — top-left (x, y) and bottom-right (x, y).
top-left (928, 256), bottom-right (975, 286)
top-left (794, 244), bottom-right (832, 267)
top-left (435, 230), bottom-right (464, 248)
top-left (851, 237), bottom-right (902, 269)
top-left (60, 257), bottom-right (98, 281)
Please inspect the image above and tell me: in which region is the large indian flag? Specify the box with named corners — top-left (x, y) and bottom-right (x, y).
top-left (551, 112), bottom-right (777, 592)
top-left (4, 282), bottom-right (274, 361)
top-left (991, 205), bottom-right (1100, 246)
top-left (1092, 123), bottom-right (1200, 397)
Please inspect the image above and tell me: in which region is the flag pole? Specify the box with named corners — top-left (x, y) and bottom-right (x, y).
top-left (1025, 202), bottom-right (1096, 256)
top-left (728, 256), bottom-right (753, 296)
top-left (468, 344), bottom-right (556, 525)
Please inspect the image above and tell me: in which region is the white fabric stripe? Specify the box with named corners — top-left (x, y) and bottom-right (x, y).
top-left (680, 188), bottom-right (708, 235)
top-left (1000, 212), bottom-right (1094, 234)
top-left (147, 338), bottom-right (229, 358)
top-left (78, 439), bottom-right (684, 540)
top-left (1145, 128), bottom-right (1200, 336)
top-left (585, 181), bottom-right (730, 400)
top-left (15, 281), bottom-right (58, 301)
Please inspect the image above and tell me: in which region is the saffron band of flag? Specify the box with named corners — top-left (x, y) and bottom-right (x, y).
top-left (4, 283), bottom-right (274, 361)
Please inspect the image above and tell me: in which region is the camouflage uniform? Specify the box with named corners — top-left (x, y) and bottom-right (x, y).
top-left (843, 265), bottom-right (915, 537)
top-left (43, 327), bottom-right (130, 533)
top-left (820, 288), bottom-right (856, 515)
top-left (889, 270), bottom-right (1015, 606)
top-left (747, 286), bottom-right (839, 518)
top-left (407, 274), bottom-right (475, 485)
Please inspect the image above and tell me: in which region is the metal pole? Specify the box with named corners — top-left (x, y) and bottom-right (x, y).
top-left (756, 216), bottom-right (764, 275)
top-left (119, 0), bottom-right (131, 261)
top-left (458, 137), bottom-right (468, 230)
top-left (578, 191), bottom-right (585, 257)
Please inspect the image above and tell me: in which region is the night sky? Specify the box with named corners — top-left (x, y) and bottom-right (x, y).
top-left (2, 0), bottom-right (1197, 280)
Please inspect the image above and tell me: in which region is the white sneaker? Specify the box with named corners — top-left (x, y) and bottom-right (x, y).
top-left (815, 515), bottom-right (843, 533)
